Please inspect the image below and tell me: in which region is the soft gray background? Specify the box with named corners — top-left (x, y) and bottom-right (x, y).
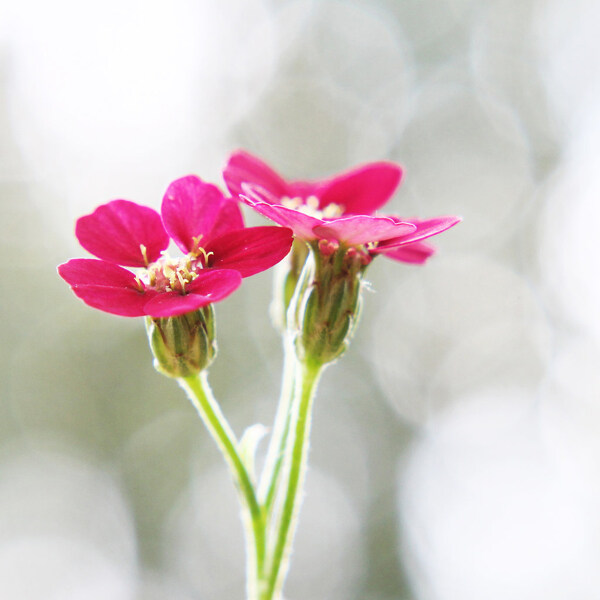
top-left (1, 0), bottom-right (599, 598)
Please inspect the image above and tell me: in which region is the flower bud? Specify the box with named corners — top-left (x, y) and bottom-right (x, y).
top-left (291, 243), bottom-right (365, 365)
top-left (145, 305), bottom-right (216, 378)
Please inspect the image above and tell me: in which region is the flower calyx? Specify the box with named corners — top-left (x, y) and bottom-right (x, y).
top-left (145, 304), bottom-right (217, 378)
top-left (290, 241), bottom-right (366, 365)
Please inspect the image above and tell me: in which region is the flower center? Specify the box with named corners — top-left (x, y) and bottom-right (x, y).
top-left (141, 241), bottom-right (213, 294)
top-left (280, 195), bottom-right (344, 219)
top-left (146, 256), bottom-right (198, 293)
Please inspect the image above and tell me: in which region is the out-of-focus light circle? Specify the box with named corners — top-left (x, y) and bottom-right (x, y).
top-left (164, 464), bottom-right (363, 600)
top-left (163, 464), bottom-right (246, 599)
top-left (539, 112), bottom-right (600, 342)
top-left (237, 0), bottom-right (412, 176)
top-left (470, 0), bottom-right (557, 155)
top-left (534, 0), bottom-right (600, 133)
top-left (287, 467), bottom-right (364, 599)
top-left (380, 0), bottom-right (476, 53)
top-left (310, 395), bottom-right (372, 513)
top-left (394, 81), bottom-right (534, 248)
top-left (304, 0), bottom-right (412, 119)
top-left (428, 315), bottom-right (550, 402)
top-left (548, 335), bottom-right (600, 411)
top-left (0, 442), bottom-right (137, 599)
top-left (398, 389), bottom-right (600, 600)
top-left (4, 0), bottom-right (275, 218)
top-left (327, 0), bottom-right (415, 166)
top-left (135, 572), bottom-right (196, 600)
top-left (0, 537), bottom-right (135, 600)
top-left (238, 76), bottom-right (367, 177)
top-left (369, 255), bottom-right (551, 423)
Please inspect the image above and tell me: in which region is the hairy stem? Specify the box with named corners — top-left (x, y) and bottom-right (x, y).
top-left (259, 333), bottom-right (296, 514)
top-left (262, 358), bottom-right (323, 600)
top-left (179, 372), bottom-right (266, 599)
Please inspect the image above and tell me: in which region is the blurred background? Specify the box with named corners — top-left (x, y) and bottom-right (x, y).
top-left (1, 0), bottom-right (599, 598)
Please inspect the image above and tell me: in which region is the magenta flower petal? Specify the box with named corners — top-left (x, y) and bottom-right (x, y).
top-left (374, 241), bottom-right (436, 264)
top-left (313, 215), bottom-right (416, 245)
top-left (143, 291), bottom-right (216, 318)
top-left (184, 268), bottom-right (242, 298)
top-left (223, 150), bottom-right (460, 268)
top-left (224, 150), bottom-right (290, 202)
top-left (58, 258), bottom-right (153, 316)
top-left (143, 269), bottom-right (242, 318)
top-left (59, 258), bottom-right (138, 288)
top-left (208, 199), bottom-right (245, 241)
top-left (241, 188), bottom-right (323, 240)
top-left (70, 286), bottom-right (153, 317)
top-left (379, 216), bottom-right (462, 248)
top-left (161, 176), bottom-right (226, 253)
top-left (206, 226), bottom-right (293, 277)
top-left (76, 200), bottom-right (169, 267)
top-left (317, 162), bottom-right (402, 214)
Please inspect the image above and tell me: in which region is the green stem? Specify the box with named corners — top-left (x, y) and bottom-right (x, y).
top-left (179, 372), bottom-right (266, 599)
top-left (261, 252), bottom-right (315, 521)
top-left (258, 333), bottom-right (296, 514)
top-left (263, 358), bottom-right (323, 600)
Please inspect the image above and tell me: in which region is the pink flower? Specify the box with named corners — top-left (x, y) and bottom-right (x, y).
top-left (223, 150), bottom-right (460, 265)
top-left (58, 176), bottom-right (294, 317)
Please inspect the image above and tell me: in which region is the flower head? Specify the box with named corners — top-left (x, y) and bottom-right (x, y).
top-left (223, 150), bottom-right (460, 265)
top-left (59, 175), bottom-right (294, 318)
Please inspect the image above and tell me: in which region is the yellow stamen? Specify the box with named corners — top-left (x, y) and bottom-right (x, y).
top-left (305, 195), bottom-right (320, 210)
top-left (190, 235), bottom-right (205, 257)
top-left (140, 244), bottom-right (149, 265)
top-left (282, 196), bottom-right (309, 211)
top-left (195, 247), bottom-right (214, 267)
top-left (176, 271), bottom-right (187, 292)
top-left (322, 202), bottom-right (344, 218)
top-left (143, 253), bottom-right (203, 294)
top-left (281, 195), bottom-right (345, 219)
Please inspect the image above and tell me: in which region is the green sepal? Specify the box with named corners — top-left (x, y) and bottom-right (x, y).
top-left (145, 305), bottom-right (217, 378)
top-left (292, 243), bottom-right (365, 365)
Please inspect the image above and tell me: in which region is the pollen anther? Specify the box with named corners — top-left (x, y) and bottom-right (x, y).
top-left (140, 244), bottom-right (149, 265)
top-left (176, 271), bottom-right (187, 291)
top-left (143, 254), bottom-right (202, 295)
top-left (281, 195), bottom-right (344, 219)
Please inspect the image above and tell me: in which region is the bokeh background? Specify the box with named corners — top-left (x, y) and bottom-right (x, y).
top-left (1, 0), bottom-right (600, 598)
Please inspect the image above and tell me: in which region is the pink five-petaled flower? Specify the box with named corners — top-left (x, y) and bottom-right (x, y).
top-left (223, 150), bottom-right (460, 265)
top-left (58, 176), bottom-right (294, 318)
